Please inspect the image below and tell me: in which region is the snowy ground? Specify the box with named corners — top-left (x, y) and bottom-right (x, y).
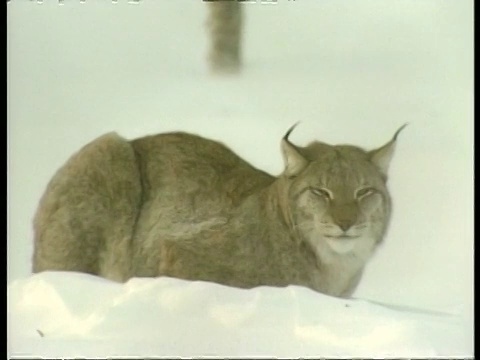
top-left (8, 272), bottom-right (471, 358)
top-left (7, 0), bottom-right (473, 357)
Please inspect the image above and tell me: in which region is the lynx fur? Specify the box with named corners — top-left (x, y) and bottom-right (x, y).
top-left (206, 0), bottom-right (243, 73)
top-left (32, 125), bottom-right (405, 298)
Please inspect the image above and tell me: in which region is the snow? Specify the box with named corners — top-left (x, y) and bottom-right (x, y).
top-left (7, 0), bottom-right (473, 357)
top-left (8, 272), bottom-right (471, 358)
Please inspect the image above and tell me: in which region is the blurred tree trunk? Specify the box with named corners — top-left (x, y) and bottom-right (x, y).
top-left (206, 0), bottom-right (243, 74)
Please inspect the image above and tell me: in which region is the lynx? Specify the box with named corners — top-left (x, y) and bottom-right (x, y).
top-left (32, 124), bottom-right (405, 298)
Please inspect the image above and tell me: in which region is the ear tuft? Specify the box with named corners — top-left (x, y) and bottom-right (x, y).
top-left (369, 123), bottom-right (407, 176)
top-left (281, 123), bottom-right (308, 177)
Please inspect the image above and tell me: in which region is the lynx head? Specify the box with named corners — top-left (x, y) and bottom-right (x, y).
top-left (278, 124), bottom-right (406, 265)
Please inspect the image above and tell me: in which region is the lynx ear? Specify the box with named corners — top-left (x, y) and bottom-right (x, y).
top-left (369, 123), bottom-right (407, 176)
top-left (281, 123), bottom-right (308, 177)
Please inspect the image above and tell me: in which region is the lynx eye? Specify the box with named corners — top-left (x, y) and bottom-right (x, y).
top-left (355, 187), bottom-right (375, 199)
top-left (310, 187), bottom-right (332, 199)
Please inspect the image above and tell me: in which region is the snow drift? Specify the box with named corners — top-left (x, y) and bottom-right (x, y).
top-left (8, 272), bottom-right (470, 358)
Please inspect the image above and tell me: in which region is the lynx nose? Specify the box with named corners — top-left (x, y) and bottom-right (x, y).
top-left (337, 219), bottom-right (355, 232)
top-left (332, 202), bottom-right (358, 233)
